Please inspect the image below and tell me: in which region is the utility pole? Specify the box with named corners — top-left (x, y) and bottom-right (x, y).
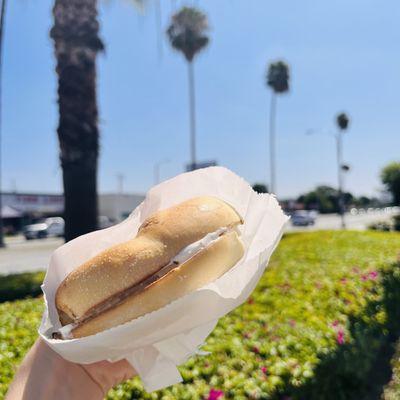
top-left (0, 0), bottom-right (7, 248)
top-left (116, 173), bottom-right (125, 194)
top-left (154, 159), bottom-right (170, 185)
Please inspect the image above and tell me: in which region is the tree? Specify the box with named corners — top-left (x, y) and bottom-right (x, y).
top-left (252, 183), bottom-right (268, 194)
top-left (167, 6), bottom-right (209, 169)
top-left (266, 60), bottom-right (290, 195)
top-left (335, 111), bottom-right (350, 229)
top-left (50, 0), bottom-right (104, 241)
top-left (381, 162), bottom-right (400, 205)
top-left (298, 185), bottom-right (339, 213)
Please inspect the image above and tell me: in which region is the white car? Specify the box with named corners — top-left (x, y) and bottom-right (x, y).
top-left (23, 217), bottom-right (65, 240)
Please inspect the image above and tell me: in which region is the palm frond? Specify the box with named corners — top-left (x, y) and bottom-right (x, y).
top-left (266, 60), bottom-right (290, 93)
top-left (166, 6), bottom-right (209, 62)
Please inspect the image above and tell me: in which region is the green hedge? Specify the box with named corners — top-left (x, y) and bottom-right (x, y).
top-left (0, 271), bottom-right (45, 303)
top-left (1, 231), bottom-right (400, 399)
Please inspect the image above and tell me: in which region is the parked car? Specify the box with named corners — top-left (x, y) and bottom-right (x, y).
top-left (23, 217), bottom-right (64, 240)
top-left (291, 211), bottom-right (316, 226)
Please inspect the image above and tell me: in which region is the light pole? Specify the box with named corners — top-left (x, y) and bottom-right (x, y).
top-left (306, 116), bottom-right (350, 229)
top-left (154, 159), bottom-right (170, 185)
top-left (0, 0), bottom-right (7, 248)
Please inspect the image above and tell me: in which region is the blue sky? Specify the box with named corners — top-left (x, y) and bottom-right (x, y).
top-left (3, 0), bottom-right (400, 198)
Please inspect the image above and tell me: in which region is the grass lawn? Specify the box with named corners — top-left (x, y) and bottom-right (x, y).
top-left (1, 231), bottom-right (400, 399)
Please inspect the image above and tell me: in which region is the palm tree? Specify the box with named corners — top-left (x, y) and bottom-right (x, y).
top-left (335, 112), bottom-right (350, 229)
top-left (265, 60), bottom-right (290, 195)
top-left (167, 6), bottom-right (209, 170)
top-left (50, 0), bottom-right (104, 242)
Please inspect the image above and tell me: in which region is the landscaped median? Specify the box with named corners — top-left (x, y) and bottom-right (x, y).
top-left (1, 231), bottom-right (400, 399)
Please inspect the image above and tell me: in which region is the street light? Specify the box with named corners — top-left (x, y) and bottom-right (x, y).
top-left (154, 159), bottom-right (170, 185)
top-left (305, 117), bottom-right (351, 229)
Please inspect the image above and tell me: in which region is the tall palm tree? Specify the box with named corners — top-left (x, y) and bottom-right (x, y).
top-left (167, 6), bottom-right (209, 170)
top-left (50, 0), bottom-right (104, 242)
top-left (335, 112), bottom-right (350, 229)
top-left (266, 60), bottom-right (289, 195)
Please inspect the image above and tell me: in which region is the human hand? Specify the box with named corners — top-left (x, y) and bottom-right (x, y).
top-left (6, 339), bottom-right (136, 400)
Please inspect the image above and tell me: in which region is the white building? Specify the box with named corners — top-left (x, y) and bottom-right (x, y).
top-left (0, 191), bottom-right (145, 228)
top-left (99, 193), bottom-right (145, 222)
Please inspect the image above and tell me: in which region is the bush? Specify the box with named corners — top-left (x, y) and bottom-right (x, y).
top-left (0, 299), bottom-right (43, 398)
top-left (368, 221), bottom-right (392, 231)
top-left (0, 271), bottom-right (45, 303)
top-left (1, 231), bottom-right (400, 399)
top-left (393, 215), bottom-right (400, 232)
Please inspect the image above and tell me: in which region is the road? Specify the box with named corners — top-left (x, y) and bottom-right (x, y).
top-left (286, 209), bottom-right (398, 232)
top-left (0, 236), bottom-right (63, 275)
top-left (0, 209), bottom-right (397, 274)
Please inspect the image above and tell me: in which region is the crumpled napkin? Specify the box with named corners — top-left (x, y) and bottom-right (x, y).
top-left (39, 166), bottom-right (288, 392)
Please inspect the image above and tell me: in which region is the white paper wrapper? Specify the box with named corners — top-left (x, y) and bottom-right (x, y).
top-left (39, 166), bottom-right (288, 392)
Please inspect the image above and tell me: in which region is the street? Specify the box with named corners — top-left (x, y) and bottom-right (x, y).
top-left (0, 237), bottom-right (63, 275)
top-left (287, 208), bottom-right (398, 232)
top-left (0, 209), bottom-right (397, 274)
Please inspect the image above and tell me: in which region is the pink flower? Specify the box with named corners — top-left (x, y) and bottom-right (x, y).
top-left (361, 274), bottom-right (368, 281)
top-left (337, 329), bottom-right (345, 345)
top-left (252, 346), bottom-right (260, 354)
top-left (369, 271), bottom-right (378, 280)
top-left (261, 366), bottom-right (267, 374)
top-left (332, 320), bottom-right (339, 327)
top-left (207, 389), bottom-right (224, 400)
top-left (340, 277), bottom-right (348, 284)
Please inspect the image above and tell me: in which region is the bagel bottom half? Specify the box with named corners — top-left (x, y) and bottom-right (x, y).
top-left (68, 230), bottom-right (244, 338)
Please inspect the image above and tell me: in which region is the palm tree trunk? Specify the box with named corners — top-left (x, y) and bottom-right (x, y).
top-left (50, 0), bottom-right (103, 242)
top-left (187, 60), bottom-right (197, 169)
top-left (0, 0), bottom-right (7, 248)
top-left (269, 92), bottom-right (277, 194)
top-left (336, 133), bottom-right (346, 229)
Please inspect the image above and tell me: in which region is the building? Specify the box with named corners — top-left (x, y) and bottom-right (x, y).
top-left (99, 193), bottom-right (145, 222)
top-left (0, 191), bottom-right (145, 233)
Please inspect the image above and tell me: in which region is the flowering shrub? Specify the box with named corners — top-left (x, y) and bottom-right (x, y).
top-left (1, 231), bottom-right (400, 399)
top-left (0, 299), bottom-right (43, 398)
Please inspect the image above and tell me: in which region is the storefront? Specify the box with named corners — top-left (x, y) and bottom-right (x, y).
top-left (0, 191), bottom-right (145, 233)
